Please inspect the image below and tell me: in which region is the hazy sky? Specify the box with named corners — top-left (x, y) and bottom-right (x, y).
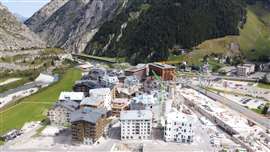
top-left (0, 0), bottom-right (49, 17)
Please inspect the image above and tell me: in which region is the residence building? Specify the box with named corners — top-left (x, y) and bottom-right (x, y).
top-left (116, 76), bottom-right (142, 98)
top-left (58, 92), bottom-right (85, 103)
top-left (237, 64), bottom-right (255, 76)
top-left (73, 80), bottom-right (102, 96)
top-left (130, 93), bottom-right (156, 110)
top-left (124, 76), bottom-right (140, 88)
top-left (164, 108), bottom-right (194, 143)
top-left (149, 63), bottom-right (176, 81)
top-left (80, 96), bottom-right (105, 109)
top-left (89, 88), bottom-right (113, 110)
top-left (48, 100), bottom-right (79, 126)
top-left (111, 98), bottom-right (129, 117)
top-left (70, 107), bottom-right (107, 145)
top-left (120, 110), bottom-right (153, 140)
top-left (125, 64), bottom-right (147, 81)
top-left (130, 91), bottom-right (172, 121)
top-left (101, 75), bottom-right (119, 86)
top-left (89, 68), bottom-right (106, 81)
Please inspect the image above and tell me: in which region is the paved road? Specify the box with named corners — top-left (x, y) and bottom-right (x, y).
top-left (188, 84), bottom-right (270, 129)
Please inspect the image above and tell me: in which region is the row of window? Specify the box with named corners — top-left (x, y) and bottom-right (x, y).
top-left (165, 128), bottom-right (193, 133)
top-left (166, 122), bottom-right (192, 127)
top-left (121, 135), bottom-right (150, 140)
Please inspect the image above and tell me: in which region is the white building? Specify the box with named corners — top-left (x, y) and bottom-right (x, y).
top-left (124, 76), bottom-right (140, 88)
top-left (237, 64), bottom-right (255, 76)
top-left (58, 92), bottom-right (85, 102)
top-left (101, 75), bottom-right (119, 86)
top-left (130, 92), bottom-right (172, 122)
top-left (89, 88), bottom-right (112, 110)
top-left (35, 73), bottom-right (57, 84)
top-left (130, 93), bottom-right (156, 110)
top-left (120, 110), bottom-right (152, 140)
top-left (164, 109), bottom-right (194, 143)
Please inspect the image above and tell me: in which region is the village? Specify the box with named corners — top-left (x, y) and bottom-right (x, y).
top-left (0, 58), bottom-right (269, 152)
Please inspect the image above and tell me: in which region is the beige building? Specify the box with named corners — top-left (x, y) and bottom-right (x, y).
top-left (70, 107), bottom-right (107, 145)
top-left (48, 100), bottom-right (79, 126)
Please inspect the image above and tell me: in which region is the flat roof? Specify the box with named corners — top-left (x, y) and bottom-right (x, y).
top-left (89, 88), bottom-right (111, 95)
top-left (179, 88), bottom-right (257, 134)
top-left (120, 110), bottom-right (152, 120)
top-left (59, 92), bottom-right (84, 101)
top-left (149, 63), bottom-right (176, 69)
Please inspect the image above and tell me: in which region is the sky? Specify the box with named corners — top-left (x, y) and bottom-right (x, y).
top-left (0, 0), bottom-right (49, 17)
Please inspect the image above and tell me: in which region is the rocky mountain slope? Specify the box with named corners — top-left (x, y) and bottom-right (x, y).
top-left (26, 0), bottom-right (249, 63)
top-left (25, 0), bottom-right (123, 53)
top-left (25, 0), bottom-right (69, 32)
top-left (0, 3), bottom-right (45, 51)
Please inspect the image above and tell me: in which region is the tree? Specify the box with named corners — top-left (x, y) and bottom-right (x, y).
top-left (262, 105), bottom-right (269, 115)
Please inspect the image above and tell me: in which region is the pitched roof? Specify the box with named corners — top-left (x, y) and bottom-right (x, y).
top-left (74, 80), bottom-right (102, 89)
top-left (80, 96), bottom-right (104, 106)
top-left (53, 100), bottom-right (79, 112)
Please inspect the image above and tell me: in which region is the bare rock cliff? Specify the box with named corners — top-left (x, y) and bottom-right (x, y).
top-left (0, 3), bottom-right (45, 51)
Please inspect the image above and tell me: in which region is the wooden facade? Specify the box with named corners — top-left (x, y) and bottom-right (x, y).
top-left (149, 64), bottom-right (176, 81)
top-left (71, 117), bottom-right (106, 144)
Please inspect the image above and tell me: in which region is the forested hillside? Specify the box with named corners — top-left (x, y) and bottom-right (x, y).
top-left (86, 0), bottom-right (245, 63)
top-left (184, 0), bottom-right (270, 64)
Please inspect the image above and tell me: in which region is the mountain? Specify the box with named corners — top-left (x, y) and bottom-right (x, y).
top-left (0, 3), bottom-right (45, 51)
top-left (13, 13), bottom-right (27, 23)
top-left (25, 0), bottom-right (69, 32)
top-left (26, 0), bottom-right (246, 63)
top-left (25, 0), bottom-right (122, 53)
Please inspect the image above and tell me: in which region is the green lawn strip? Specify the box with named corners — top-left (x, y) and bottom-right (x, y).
top-left (0, 140), bottom-right (4, 145)
top-left (208, 59), bottom-right (225, 72)
top-left (0, 77), bottom-right (31, 93)
top-left (251, 108), bottom-right (263, 114)
top-left (0, 68), bottom-right (81, 135)
top-left (76, 53), bottom-right (121, 63)
top-left (257, 83), bottom-right (270, 89)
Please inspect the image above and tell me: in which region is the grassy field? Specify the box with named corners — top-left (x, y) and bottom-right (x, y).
top-left (257, 83), bottom-right (270, 89)
top-left (238, 7), bottom-right (270, 61)
top-left (0, 68), bottom-right (81, 135)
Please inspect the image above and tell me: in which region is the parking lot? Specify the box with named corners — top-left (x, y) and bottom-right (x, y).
top-left (220, 93), bottom-right (267, 109)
